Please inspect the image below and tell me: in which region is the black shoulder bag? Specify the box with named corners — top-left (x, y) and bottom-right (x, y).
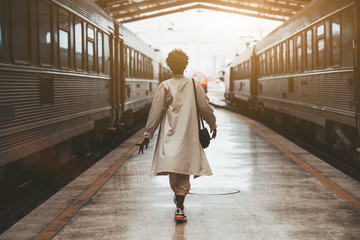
top-left (192, 79), bottom-right (211, 149)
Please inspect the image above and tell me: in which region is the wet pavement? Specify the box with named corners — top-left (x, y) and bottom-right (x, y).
top-left (1, 107), bottom-right (360, 240)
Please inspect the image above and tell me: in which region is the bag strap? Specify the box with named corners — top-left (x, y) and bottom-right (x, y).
top-left (192, 79), bottom-right (205, 129)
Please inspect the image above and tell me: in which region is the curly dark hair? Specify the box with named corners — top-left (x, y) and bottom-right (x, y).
top-left (166, 49), bottom-right (189, 75)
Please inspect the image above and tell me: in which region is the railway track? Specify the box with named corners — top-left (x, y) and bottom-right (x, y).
top-left (212, 101), bottom-right (360, 183)
top-left (0, 121), bottom-right (146, 234)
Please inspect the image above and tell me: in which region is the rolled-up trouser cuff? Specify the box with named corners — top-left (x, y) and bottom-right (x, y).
top-left (169, 173), bottom-right (190, 196)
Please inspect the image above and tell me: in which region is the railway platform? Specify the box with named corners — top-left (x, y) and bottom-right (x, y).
top-left (1, 107), bottom-right (360, 240)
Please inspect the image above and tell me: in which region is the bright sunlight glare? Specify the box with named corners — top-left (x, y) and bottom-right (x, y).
top-left (124, 9), bottom-right (282, 79)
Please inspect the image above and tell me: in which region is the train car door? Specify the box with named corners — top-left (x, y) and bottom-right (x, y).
top-left (108, 30), bottom-right (117, 129)
top-left (118, 38), bottom-right (125, 124)
top-left (250, 51), bottom-right (258, 109)
top-left (224, 65), bottom-right (234, 102)
top-left (356, 3), bottom-right (360, 129)
top-left (111, 22), bottom-right (123, 129)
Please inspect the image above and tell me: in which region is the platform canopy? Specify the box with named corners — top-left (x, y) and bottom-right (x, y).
top-left (95, 0), bottom-right (312, 23)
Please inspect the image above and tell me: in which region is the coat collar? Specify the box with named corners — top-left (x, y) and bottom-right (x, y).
top-left (173, 74), bottom-right (184, 78)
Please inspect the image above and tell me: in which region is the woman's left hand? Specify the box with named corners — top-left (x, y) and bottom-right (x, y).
top-left (211, 128), bottom-right (217, 139)
top-left (138, 138), bottom-right (150, 154)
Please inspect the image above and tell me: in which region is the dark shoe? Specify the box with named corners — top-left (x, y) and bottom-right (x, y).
top-left (173, 194), bottom-right (184, 210)
top-left (174, 208), bottom-right (187, 222)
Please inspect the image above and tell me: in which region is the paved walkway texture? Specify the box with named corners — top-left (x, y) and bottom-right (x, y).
top-left (1, 108), bottom-right (360, 240)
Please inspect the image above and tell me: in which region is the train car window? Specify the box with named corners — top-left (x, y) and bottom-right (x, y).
top-left (87, 25), bottom-right (95, 72)
top-left (143, 56), bottom-right (147, 78)
top-left (129, 48), bottom-right (133, 77)
top-left (97, 32), bottom-right (104, 73)
top-left (260, 54), bottom-right (264, 76)
top-left (289, 38), bottom-right (294, 73)
top-left (234, 65), bottom-right (237, 79)
top-left (124, 46), bottom-right (127, 77)
top-left (306, 29), bottom-right (312, 70)
top-left (11, 0), bottom-right (30, 64)
top-left (317, 39), bottom-right (325, 68)
top-left (74, 18), bottom-right (83, 70)
top-left (131, 49), bottom-right (135, 77)
top-left (271, 48), bottom-right (275, 75)
top-left (238, 63), bottom-right (242, 79)
top-left (0, 0), bottom-right (2, 50)
top-left (267, 51), bottom-right (271, 76)
top-left (39, 0), bottom-right (52, 66)
top-left (59, 10), bottom-right (70, 69)
top-left (317, 25), bottom-right (324, 36)
top-left (126, 47), bottom-right (131, 77)
top-left (316, 24), bottom-right (325, 69)
top-left (132, 50), bottom-right (137, 78)
top-left (137, 53), bottom-right (141, 78)
top-left (148, 59), bottom-right (152, 78)
top-left (151, 62), bottom-right (154, 77)
top-left (276, 45), bottom-right (280, 74)
top-left (142, 55), bottom-right (145, 78)
top-left (242, 62), bottom-right (245, 78)
top-left (144, 56), bottom-right (148, 78)
top-left (140, 53), bottom-right (143, 78)
top-left (139, 54), bottom-right (142, 78)
top-left (125, 46), bottom-right (128, 77)
top-left (59, 10), bottom-right (69, 29)
top-left (136, 51), bottom-right (139, 78)
top-left (240, 62), bottom-right (246, 79)
top-left (246, 61), bottom-right (250, 78)
top-left (241, 63), bottom-right (245, 79)
top-left (88, 26), bottom-right (94, 39)
top-left (133, 51), bottom-right (136, 78)
top-left (263, 53), bottom-right (266, 76)
top-left (242, 63), bottom-right (245, 78)
top-left (103, 34), bottom-right (110, 74)
top-left (341, 7), bottom-right (355, 67)
top-left (243, 63), bottom-right (246, 78)
top-left (142, 55), bottom-right (146, 78)
top-left (146, 59), bottom-right (149, 78)
top-left (133, 50), bottom-right (137, 77)
top-left (296, 35), bottom-right (302, 71)
top-left (265, 52), bottom-right (269, 76)
top-left (150, 59), bottom-right (153, 78)
top-left (282, 42), bottom-right (287, 73)
top-left (331, 16), bottom-right (341, 67)
top-left (126, 47), bottom-right (130, 77)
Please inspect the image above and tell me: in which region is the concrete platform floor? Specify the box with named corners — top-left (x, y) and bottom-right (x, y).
top-left (1, 108), bottom-right (360, 240)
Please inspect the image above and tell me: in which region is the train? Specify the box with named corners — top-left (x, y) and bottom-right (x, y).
top-left (0, 0), bottom-right (171, 180)
top-left (192, 73), bottom-right (208, 93)
top-left (225, 0), bottom-right (360, 165)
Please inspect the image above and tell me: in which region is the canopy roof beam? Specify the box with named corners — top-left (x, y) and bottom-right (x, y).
top-left (95, 0), bottom-right (311, 23)
top-left (113, 0), bottom-right (294, 19)
top-left (121, 4), bottom-right (288, 23)
top-left (109, 0), bottom-right (302, 13)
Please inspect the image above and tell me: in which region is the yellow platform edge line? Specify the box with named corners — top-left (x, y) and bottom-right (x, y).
top-left (34, 141), bottom-right (142, 240)
top-left (233, 113), bottom-right (360, 213)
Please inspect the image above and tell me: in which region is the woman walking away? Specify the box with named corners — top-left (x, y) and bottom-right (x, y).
top-left (138, 49), bottom-right (217, 222)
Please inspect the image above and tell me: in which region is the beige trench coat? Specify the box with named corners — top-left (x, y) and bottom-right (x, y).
top-left (144, 75), bottom-right (217, 177)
